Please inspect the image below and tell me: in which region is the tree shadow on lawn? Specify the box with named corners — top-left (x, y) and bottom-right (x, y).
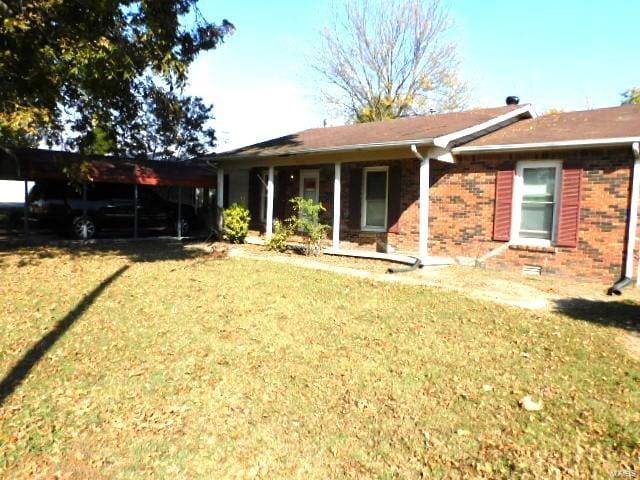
top-left (553, 297), bottom-right (640, 334)
top-left (0, 237), bottom-right (211, 267)
top-left (0, 265), bottom-right (130, 407)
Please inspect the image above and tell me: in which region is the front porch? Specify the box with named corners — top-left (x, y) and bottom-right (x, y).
top-left (213, 146), bottom-right (455, 262)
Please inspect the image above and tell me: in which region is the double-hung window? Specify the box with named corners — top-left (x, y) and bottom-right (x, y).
top-left (512, 161), bottom-right (561, 245)
top-left (361, 166), bottom-right (388, 231)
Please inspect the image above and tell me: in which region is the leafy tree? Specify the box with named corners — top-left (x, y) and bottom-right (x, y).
top-left (312, 0), bottom-right (467, 123)
top-left (0, 1), bottom-right (233, 159)
top-left (77, 123), bottom-right (118, 156)
top-left (621, 88), bottom-right (640, 105)
top-left (116, 79), bottom-right (217, 160)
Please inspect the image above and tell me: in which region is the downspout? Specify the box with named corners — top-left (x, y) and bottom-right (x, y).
top-left (386, 145), bottom-right (429, 274)
top-left (411, 144), bottom-right (429, 263)
top-left (609, 142), bottom-right (640, 295)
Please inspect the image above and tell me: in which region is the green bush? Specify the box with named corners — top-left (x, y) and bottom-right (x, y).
top-left (222, 203), bottom-right (250, 243)
top-left (289, 197), bottom-right (330, 256)
top-left (267, 219), bottom-right (294, 252)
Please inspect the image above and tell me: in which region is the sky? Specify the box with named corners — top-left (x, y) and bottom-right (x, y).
top-left (187, 0), bottom-right (640, 151)
top-left (1, 0), bottom-right (638, 202)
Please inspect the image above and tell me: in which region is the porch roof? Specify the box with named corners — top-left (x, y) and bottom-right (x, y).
top-left (210, 105), bottom-right (533, 160)
top-left (454, 104), bottom-right (640, 154)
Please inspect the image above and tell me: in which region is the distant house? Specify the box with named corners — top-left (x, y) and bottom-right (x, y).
top-left (205, 103), bottom-right (640, 285)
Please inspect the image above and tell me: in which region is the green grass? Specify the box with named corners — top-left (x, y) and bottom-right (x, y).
top-left (0, 243), bottom-right (638, 479)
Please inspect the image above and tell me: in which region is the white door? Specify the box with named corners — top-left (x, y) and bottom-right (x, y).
top-left (299, 170), bottom-right (319, 203)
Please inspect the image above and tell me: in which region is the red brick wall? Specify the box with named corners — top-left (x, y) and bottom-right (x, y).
top-left (247, 148), bottom-right (636, 282)
top-left (427, 148), bottom-right (634, 282)
top-left (331, 160), bottom-right (419, 253)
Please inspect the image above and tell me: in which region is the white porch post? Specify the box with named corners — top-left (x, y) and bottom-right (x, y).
top-left (265, 166), bottom-right (275, 238)
top-left (418, 158), bottom-right (430, 261)
top-left (217, 167), bottom-right (224, 231)
top-left (23, 179), bottom-right (29, 239)
top-left (332, 162), bottom-right (341, 251)
top-left (177, 187), bottom-right (183, 239)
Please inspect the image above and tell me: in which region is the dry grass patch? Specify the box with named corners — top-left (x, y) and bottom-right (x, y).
top-left (0, 242), bottom-right (638, 479)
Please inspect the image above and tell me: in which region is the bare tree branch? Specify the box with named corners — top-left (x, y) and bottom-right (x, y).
top-left (312, 0), bottom-right (468, 122)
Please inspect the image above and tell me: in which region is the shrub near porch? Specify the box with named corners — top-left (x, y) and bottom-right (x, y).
top-left (0, 243), bottom-right (638, 478)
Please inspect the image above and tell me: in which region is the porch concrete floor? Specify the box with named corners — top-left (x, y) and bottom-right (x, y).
top-left (244, 235), bottom-right (453, 266)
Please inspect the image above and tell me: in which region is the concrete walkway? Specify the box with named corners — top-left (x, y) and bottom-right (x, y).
top-left (226, 246), bottom-right (554, 310)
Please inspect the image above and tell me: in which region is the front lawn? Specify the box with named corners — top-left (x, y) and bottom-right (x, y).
top-left (0, 243), bottom-right (638, 478)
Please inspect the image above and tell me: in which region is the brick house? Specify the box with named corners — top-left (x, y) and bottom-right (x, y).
top-left (205, 103), bottom-right (640, 286)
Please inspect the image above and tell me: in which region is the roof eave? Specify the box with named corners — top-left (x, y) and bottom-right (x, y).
top-left (207, 104), bottom-right (535, 162)
top-left (452, 137), bottom-right (640, 155)
top-left (211, 138), bottom-right (436, 161)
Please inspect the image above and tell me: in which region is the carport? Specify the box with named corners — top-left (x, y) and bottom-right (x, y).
top-left (0, 148), bottom-right (222, 240)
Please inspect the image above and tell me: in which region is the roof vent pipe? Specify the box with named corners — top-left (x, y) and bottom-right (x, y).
top-left (506, 96), bottom-right (520, 105)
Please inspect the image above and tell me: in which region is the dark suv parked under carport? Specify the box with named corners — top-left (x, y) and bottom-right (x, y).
top-left (29, 181), bottom-right (195, 239)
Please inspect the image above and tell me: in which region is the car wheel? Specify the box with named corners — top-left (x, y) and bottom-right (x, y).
top-left (72, 216), bottom-right (97, 240)
top-left (174, 218), bottom-right (190, 237)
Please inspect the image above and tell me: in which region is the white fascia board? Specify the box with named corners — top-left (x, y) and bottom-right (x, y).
top-left (427, 146), bottom-right (455, 163)
top-left (452, 137), bottom-right (640, 154)
top-left (432, 105), bottom-right (535, 149)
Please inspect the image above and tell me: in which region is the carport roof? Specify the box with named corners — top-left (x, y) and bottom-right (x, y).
top-left (0, 148), bottom-right (218, 187)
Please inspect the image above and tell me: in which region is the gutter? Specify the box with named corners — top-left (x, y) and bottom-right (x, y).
top-left (452, 137), bottom-right (640, 154)
top-left (609, 141), bottom-right (640, 295)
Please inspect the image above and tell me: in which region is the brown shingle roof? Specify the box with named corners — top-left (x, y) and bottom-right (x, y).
top-left (462, 104), bottom-right (640, 148)
top-left (216, 105), bottom-right (529, 158)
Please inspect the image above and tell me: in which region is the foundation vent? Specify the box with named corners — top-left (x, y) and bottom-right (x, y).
top-left (522, 265), bottom-right (542, 276)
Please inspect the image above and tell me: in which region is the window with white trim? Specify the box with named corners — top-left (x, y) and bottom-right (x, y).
top-left (512, 161), bottom-right (561, 245)
top-left (361, 166), bottom-right (388, 231)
